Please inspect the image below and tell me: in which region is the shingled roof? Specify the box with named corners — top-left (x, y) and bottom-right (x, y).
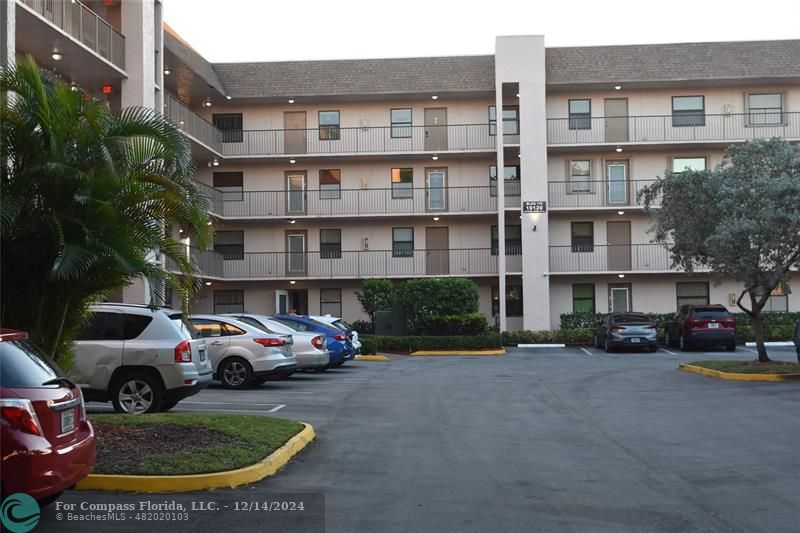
top-left (163, 25), bottom-right (227, 95)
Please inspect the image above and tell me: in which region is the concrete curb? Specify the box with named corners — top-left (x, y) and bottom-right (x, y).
top-left (679, 363), bottom-right (800, 382)
top-left (744, 341), bottom-right (794, 347)
top-left (517, 343), bottom-right (567, 348)
top-left (354, 355), bottom-right (391, 361)
top-left (410, 349), bottom-right (505, 356)
top-left (76, 423), bottom-right (315, 493)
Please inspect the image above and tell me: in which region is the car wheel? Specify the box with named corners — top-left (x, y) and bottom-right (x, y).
top-left (159, 400), bottom-right (179, 412)
top-left (111, 373), bottom-right (162, 414)
top-left (665, 331), bottom-right (671, 347)
top-left (649, 345), bottom-right (658, 353)
top-left (604, 338), bottom-right (613, 353)
top-left (592, 335), bottom-right (598, 348)
top-left (679, 334), bottom-right (690, 352)
top-left (219, 357), bottom-right (253, 389)
top-left (726, 343), bottom-right (736, 352)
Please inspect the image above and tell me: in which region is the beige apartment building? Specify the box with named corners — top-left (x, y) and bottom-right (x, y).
top-left (6, 1), bottom-right (799, 330)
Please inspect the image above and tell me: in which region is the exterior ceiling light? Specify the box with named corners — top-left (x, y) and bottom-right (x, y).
top-left (431, 95), bottom-right (438, 100)
top-left (289, 158), bottom-right (296, 164)
top-left (289, 280), bottom-right (296, 285)
top-left (614, 85), bottom-right (622, 90)
top-left (615, 146), bottom-right (623, 153)
top-left (288, 219), bottom-right (296, 224)
top-left (516, 93), bottom-right (520, 98)
top-left (164, 69), bottom-right (171, 75)
top-left (433, 216), bottom-right (440, 221)
top-left (432, 154), bottom-right (439, 161)
top-left (226, 95), bottom-right (232, 100)
top-left (618, 274), bottom-right (625, 278)
top-left (617, 210), bottom-right (625, 215)
top-left (211, 158), bottom-right (220, 167)
top-left (202, 98), bottom-right (213, 108)
top-left (288, 98), bottom-right (295, 104)
top-left (205, 281), bottom-right (212, 286)
top-left (51, 50), bottom-right (63, 61)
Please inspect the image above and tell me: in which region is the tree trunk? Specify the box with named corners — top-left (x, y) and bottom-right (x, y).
top-left (749, 292), bottom-right (770, 363)
top-left (50, 298), bottom-right (70, 362)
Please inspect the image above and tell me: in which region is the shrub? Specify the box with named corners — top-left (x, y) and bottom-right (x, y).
top-left (417, 313), bottom-right (488, 336)
top-left (560, 311), bottom-right (800, 331)
top-left (361, 333), bottom-right (502, 352)
top-left (395, 278), bottom-right (480, 333)
top-left (351, 319), bottom-right (373, 335)
top-left (503, 328), bottom-right (594, 345)
top-left (355, 279), bottom-right (395, 324)
top-left (359, 337), bottom-right (378, 355)
top-left (735, 325), bottom-right (795, 342)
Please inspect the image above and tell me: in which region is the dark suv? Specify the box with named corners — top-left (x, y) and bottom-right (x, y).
top-left (664, 304), bottom-right (736, 351)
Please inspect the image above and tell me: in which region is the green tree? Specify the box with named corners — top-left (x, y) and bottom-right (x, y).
top-left (395, 278), bottom-right (480, 334)
top-left (0, 57), bottom-right (212, 364)
top-left (639, 138), bottom-right (800, 362)
top-left (355, 279), bottom-right (394, 325)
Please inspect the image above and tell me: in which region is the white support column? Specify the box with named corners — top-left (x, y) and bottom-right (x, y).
top-left (494, 80), bottom-right (507, 332)
top-left (0, 0), bottom-right (14, 69)
top-left (120, 0), bottom-right (156, 110)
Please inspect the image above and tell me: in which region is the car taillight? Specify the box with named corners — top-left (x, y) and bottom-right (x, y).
top-left (254, 338), bottom-right (285, 347)
top-left (174, 340), bottom-right (192, 363)
top-left (311, 335), bottom-right (325, 350)
top-left (724, 319), bottom-right (735, 328)
top-left (0, 399), bottom-right (43, 436)
top-left (610, 326), bottom-right (623, 332)
top-left (645, 325), bottom-right (657, 330)
top-left (333, 333), bottom-right (346, 341)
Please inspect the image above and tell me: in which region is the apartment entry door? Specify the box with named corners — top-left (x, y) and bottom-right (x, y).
top-left (609, 284), bottom-right (632, 312)
top-left (424, 108), bottom-right (448, 151)
top-left (286, 231), bottom-right (307, 275)
top-left (275, 290), bottom-right (289, 314)
top-left (426, 168), bottom-right (447, 211)
top-left (606, 160), bottom-right (628, 204)
top-left (604, 98), bottom-right (629, 143)
top-left (286, 172), bottom-right (307, 215)
top-left (606, 221), bottom-right (631, 271)
top-left (275, 289), bottom-right (308, 315)
top-left (284, 111), bottom-right (307, 154)
top-left (425, 227), bottom-right (449, 275)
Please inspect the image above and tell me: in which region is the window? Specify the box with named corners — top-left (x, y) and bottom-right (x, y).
top-left (671, 96), bottom-right (705, 127)
top-left (76, 312), bottom-right (125, 340)
top-left (747, 93), bottom-right (783, 125)
top-left (492, 285), bottom-right (524, 317)
top-left (671, 157), bottom-right (707, 172)
top-left (572, 284), bottom-right (595, 313)
top-left (214, 231), bottom-right (244, 260)
top-left (320, 229), bottom-right (342, 259)
top-left (569, 160), bottom-right (592, 193)
top-left (320, 289), bottom-right (342, 317)
top-left (213, 290), bottom-right (244, 314)
top-left (319, 110), bottom-right (340, 140)
top-left (571, 222), bottom-right (594, 253)
top-left (568, 99), bottom-right (591, 130)
top-left (319, 169), bottom-right (341, 199)
top-left (491, 225), bottom-right (522, 255)
top-left (392, 227), bottom-right (414, 257)
top-left (212, 113), bottom-right (243, 143)
top-left (489, 165), bottom-right (521, 197)
top-left (676, 282), bottom-right (709, 308)
top-left (391, 168), bottom-right (413, 199)
top-left (391, 108), bottom-right (412, 138)
top-left (759, 284), bottom-right (789, 312)
top-left (488, 106), bottom-right (520, 135)
top-left (213, 172), bottom-right (243, 201)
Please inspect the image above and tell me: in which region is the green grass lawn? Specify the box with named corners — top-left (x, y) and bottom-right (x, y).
top-left (89, 413), bottom-right (304, 476)
top-left (689, 360), bottom-right (800, 375)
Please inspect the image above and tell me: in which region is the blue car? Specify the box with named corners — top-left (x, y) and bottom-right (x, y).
top-left (272, 315), bottom-right (355, 368)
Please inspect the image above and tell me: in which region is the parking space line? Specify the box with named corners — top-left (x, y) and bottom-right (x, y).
top-left (660, 347), bottom-right (677, 355)
top-left (741, 347), bottom-right (757, 354)
top-left (579, 347), bottom-right (592, 356)
top-left (173, 407), bottom-right (283, 414)
top-left (181, 401), bottom-right (286, 407)
top-left (268, 404), bottom-right (286, 413)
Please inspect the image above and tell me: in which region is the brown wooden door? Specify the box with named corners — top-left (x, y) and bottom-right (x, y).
top-left (284, 111), bottom-right (307, 154)
top-left (604, 99), bottom-right (628, 143)
top-left (425, 227), bottom-right (449, 275)
top-left (607, 221), bottom-right (631, 271)
top-left (424, 108), bottom-right (448, 151)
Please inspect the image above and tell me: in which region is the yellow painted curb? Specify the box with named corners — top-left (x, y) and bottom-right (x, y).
top-left (354, 355), bottom-right (390, 361)
top-left (76, 422), bottom-right (315, 493)
top-left (679, 363), bottom-right (800, 382)
top-left (410, 349), bottom-right (506, 356)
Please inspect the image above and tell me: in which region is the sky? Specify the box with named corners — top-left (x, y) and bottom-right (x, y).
top-left (163, 0), bottom-right (799, 63)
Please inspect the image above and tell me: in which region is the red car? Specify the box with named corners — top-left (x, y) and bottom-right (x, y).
top-left (0, 330), bottom-right (96, 504)
top-left (664, 304), bottom-right (737, 351)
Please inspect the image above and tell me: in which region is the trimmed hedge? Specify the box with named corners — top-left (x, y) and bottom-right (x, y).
top-left (359, 337), bottom-right (378, 355)
top-left (503, 328), bottom-right (594, 346)
top-left (396, 278), bottom-right (480, 333)
top-left (417, 313), bottom-right (488, 336)
top-left (560, 311), bottom-right (800, 335)
top-left (361, 333), bottom-right (503, 353)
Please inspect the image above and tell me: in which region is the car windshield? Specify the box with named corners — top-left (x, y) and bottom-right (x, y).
top-left (0, 340), bottom-right (66, 388)
top-left (332, 319), bottom-right (351, 331)
top-left (692, 307), bottom-right (730, 319)
top-left (613, 313), bottom-right (651, 323)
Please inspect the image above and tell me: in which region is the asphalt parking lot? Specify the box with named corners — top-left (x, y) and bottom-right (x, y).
top-left (41, 346), bottom-right (800, 533)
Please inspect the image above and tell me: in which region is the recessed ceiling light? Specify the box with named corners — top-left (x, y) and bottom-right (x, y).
top-left (519, 215), bottom-right (522, 219)
top-left (431, 95), bottom-right (438, 100)
top-left (615, 146), bottom-right (623, 153)
top-left (433, 216), bottom-right (440, 221)
top-left (518, 153), bottom-right (521, 158)
top-left (289, 158), bottom-right (296, 164)
top-left (51, 51), bottom-right (63, 61)
top-left (617, 210), bottom-right (625, 215)
top-left (614, 85), bottom-right (622, 90)
top-left (516, 93), bottom-right (520, 98)
top-left (226, 95), bottom-right (232, 100)
top-left (164, 69), bottom-right (171, 75)
top-left (288, 98), bottom-right (295, 104)
top-left (618, 274), bottom-right (625, 278)
top-left (203, 98), bottom-right (212, 108)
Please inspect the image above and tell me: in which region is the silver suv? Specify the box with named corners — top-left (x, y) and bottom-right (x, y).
top-left (188, 315), bottom-right (298, 389)
top-left (72, 303), bottom-right (212, 413)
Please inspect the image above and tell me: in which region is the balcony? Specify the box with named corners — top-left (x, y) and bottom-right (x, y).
top-left (165, 93), bottom-right (223, 155)
top-left (219, 124), bottom-right (506, 158)
top-left (196, 182), bottom-right (521, 219)
top-left (168, 247), bottom-right (523, 280)
top-left (546, 112), bottom-right (800, 146)
top-left (548, 243), bottom-right (704, 273)
top-left (19, 0), bottom-right (125, 70)
top-left (548, 179), bottom-right (660, 210)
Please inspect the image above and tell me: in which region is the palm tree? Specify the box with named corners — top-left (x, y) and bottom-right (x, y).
top-left (1, 56), bottom-right (212, 364)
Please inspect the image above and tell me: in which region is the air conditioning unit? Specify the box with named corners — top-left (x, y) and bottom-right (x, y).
top-left (362, 238), bottom-right (369, 250)
top-left (729, 293), bottom-right (737, 306)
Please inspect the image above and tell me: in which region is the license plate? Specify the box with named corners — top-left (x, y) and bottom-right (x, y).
top-left (199, 348), bottom-right (207, 361)
top-left (708, 323), bottom-right (720, 329)
top-left (61, 409), bottom-right (75, 433)
top-left (630, 338), bottom-right (641, 343)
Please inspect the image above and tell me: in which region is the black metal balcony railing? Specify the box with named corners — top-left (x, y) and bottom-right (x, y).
top-left (548, 243), bottom-right (704, 273)
top-left (548, 179), bottom-right (661, 209)
top-left (220, 124), bottom-right (504, 157)
top-left (547, 112), bottom-right (800, 145)
top-left (167, 247), bottom-right (518, 280)
top-left (21, 0), bottom-right (125, 70)
top-left (165, 94), bottom-right (223, 154)
top-left (195, 182), bottom-right (521, 219)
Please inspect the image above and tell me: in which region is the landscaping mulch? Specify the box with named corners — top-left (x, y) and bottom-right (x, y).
top-left (93, 422), bottom-right (240, 475)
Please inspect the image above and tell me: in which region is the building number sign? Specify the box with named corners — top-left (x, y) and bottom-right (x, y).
top-left (522, 201), bottom-right (547, 213)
